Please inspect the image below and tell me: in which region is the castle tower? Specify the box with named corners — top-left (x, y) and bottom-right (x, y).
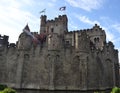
top-left (40, 15), bottom-right (47, 33)
top-left (17, 24), bottom-right (33, 50)
top-left (0, 35), bottom-right (9, 83)
top-left (40, 15), bottom-right (68, 50)
top-left (87, 24), bottom-right (106, 50)
top-left (40, 15), bottom-right (68, 35)
top-left (0, 35), bottom-right (9, 51)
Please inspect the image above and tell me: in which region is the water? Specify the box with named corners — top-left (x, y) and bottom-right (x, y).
top-left (17, 89), bottom-right (111, 93)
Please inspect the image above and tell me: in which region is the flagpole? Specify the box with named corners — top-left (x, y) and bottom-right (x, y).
top-left (44, 10), bottom-right (45, 15)
top-left (40, 9), bottom-right (46, 15)
top-left (63, 8), bottom-right (65, 15)
top-left (44, 9), bottom-right (46, 15)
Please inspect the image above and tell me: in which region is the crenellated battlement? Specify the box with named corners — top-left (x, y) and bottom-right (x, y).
top-left (40, 15), bottom-right (68, 34)
top-left (0, 35), bottom-right (9, 47)
top-left (45, 15), bottom-right (68, 26)
top-left (9, 43), bottom-right (16, 48)
top-left (41, 15), bottom-right (68, 24)
top-left (67, 24), bottom-right (105, 34)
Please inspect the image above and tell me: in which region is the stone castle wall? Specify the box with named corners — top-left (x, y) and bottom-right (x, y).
top-left (0, 15), bottom-right (119, 91)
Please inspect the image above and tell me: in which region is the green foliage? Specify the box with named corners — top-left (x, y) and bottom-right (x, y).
top-left (0, 88), bottom-right (16, 93)
top-left (111, 87), bottom-right (120, 93)
top-left (0, 85), bottom-right (7, 91)
top-left (94, 87), bottom-right (120, 93)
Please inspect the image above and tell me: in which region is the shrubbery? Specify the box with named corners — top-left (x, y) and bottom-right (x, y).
top-left (0, 88), bottom-right (16, 93)
top-left (111, 87), bottom-right (120, 93)
top-left (0, 85), bottom-right (7, 91)
top-left (94, 87), bottom-right (120, 93)
top-left (0, 84), bottom-right (16, 93)
top-left (0, 84), bottom-right (120, 93)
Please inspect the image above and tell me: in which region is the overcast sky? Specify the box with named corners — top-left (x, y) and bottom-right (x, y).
top-left (0, 0), bottom-right (120, 62)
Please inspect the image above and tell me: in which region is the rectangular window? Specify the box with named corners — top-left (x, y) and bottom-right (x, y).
top-left (66, 40), bottom-right (70, 44)
top-left (51, 28), bottom-right (54, 32)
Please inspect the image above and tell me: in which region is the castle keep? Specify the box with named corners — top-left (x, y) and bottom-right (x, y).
top-left (0, 15), bottom-right (119, 91)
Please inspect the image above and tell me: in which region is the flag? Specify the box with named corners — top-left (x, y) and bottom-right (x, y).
top-left (59, 6), bottom-right (66, 11)
top-left (23, 24), bottom-right (36, 39)
top-left (40, 9), bottom-right (46, 13)
top-left (23, 24), bottom-right (31, 37)
top-left (23, 24), bottom-right (30, 32)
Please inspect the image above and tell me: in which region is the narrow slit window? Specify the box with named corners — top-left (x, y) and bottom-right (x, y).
top-left (51, 28), bottom-right (54, 33)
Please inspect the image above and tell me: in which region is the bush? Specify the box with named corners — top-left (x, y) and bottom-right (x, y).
top-left (111, 87), bottom-right (120, 93)
top-left (0, 88), bottom-right (16, 93)
top-left (0, 85), bottom-right (7, 91)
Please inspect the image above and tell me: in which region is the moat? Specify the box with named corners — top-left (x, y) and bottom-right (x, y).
top-left (17, 89), bottom-right (111, 93)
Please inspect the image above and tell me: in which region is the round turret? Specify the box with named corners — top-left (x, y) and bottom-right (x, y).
top-left (40, 15), bottom-right (47, 33)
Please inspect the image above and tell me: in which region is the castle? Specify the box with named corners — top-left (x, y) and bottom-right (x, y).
top-left (0, 15), bottom-right (119, 92)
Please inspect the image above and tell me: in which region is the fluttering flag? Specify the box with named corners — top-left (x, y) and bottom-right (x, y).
top-left (40, 9), bottom-right (46, 13)
top-left (23, 24), bottom-right (47, 45)
top-left (59, 6), bottom-right (66, 11)
top-left (23, 24), bottom-right (38, 42)
top-left (23, 24), bottom-right (33, 38)
top-left (23, 24), bottom-right (30, 32)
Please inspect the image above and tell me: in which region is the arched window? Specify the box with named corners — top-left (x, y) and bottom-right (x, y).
top-left (94, 37), bottom-right (99, 43)
top-left (94, 38), bottom-right (97, 42)
top-left (105, 59), bottom-right (113, 87)
top-left (97, 37), bottom-right (99, 42)
top-left (24, 54), bottom-right (29, 60)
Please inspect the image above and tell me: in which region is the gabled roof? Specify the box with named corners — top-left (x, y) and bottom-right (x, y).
top-left (23, 24), bottom-right (30, 32)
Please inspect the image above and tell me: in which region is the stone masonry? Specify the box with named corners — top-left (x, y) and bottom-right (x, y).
top-left (0, 15), bottom-right (119, 91)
